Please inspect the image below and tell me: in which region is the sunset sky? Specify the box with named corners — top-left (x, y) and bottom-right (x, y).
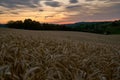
top-left (0, 0), bottom-right (120, 24)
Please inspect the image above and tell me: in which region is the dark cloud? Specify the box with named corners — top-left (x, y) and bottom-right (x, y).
top-left (10, 12), bottom-right (19, 14)
top-left (45, 15), bottom-right (54, 19)
top-left (0, 0), bottom-right (40, 9)
top-left (85, 0), bottom-right (94, 1)
top-left (39, 9), bottom-right (44, 12)
top-left (66, 5), bottom-right (81, 9)
top-left (0, 11), bottom-right (5, 14)
top-left (44, 1), bottom-right (61, 7)
top-left (69, 0), bottom-right (78, 3)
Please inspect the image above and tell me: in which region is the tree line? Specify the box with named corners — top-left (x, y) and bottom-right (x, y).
top-left (6, 19), bottom-right (120, 34)
top-left (7, 19), bottom-right (70, 31)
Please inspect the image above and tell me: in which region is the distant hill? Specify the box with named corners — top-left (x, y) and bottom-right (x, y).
top-left (65, 20), bottom-right (120, 34)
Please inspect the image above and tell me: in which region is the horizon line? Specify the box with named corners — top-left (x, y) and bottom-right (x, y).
top-left (0, 19), bottom-right (120, 25)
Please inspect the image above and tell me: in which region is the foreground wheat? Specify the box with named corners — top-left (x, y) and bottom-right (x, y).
top-left (0, 32), bottom-right (120, 80)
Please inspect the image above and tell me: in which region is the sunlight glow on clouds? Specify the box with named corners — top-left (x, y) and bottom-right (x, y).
top-left (0, 0), bottom-right (120, 24)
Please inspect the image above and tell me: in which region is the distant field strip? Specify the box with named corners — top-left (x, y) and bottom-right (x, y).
top-left (0, 28), bottom-right (120, 80)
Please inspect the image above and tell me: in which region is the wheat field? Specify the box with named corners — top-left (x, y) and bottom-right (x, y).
top-left (0, 28), bottom-right (120, 80)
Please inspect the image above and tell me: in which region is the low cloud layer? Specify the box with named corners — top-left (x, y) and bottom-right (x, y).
top-left (44, 1), bottom-right (61, 7)
top-left (69, 0), bottom-right (78, 3)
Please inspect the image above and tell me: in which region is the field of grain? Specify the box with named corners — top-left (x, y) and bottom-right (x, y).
top-left (0, 28), bottom-right (120, 80)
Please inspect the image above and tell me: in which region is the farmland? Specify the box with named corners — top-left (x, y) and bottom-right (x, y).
top-left (0, 28), bottom-right (120, 80)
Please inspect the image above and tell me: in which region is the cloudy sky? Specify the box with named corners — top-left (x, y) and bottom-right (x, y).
top-left (0, 0), bottom-right (120, 24)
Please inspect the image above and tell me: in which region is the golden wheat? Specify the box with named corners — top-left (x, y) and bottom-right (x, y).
top-left (0, 28), bottom-right (120, 80)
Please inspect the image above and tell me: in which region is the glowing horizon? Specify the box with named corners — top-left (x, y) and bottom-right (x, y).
top-left (0, 0), bottom-right (120, 24)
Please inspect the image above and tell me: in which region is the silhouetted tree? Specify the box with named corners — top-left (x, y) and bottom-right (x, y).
top-left (7, 21), bottom-right (15, 28)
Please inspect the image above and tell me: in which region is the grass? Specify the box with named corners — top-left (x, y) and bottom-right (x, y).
top-left (0, 28), bottom-right (120, 80)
